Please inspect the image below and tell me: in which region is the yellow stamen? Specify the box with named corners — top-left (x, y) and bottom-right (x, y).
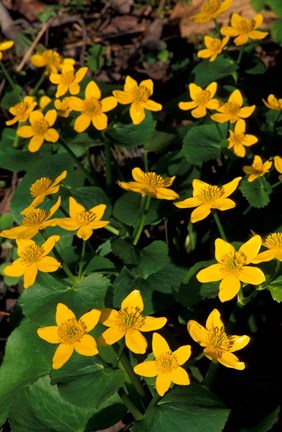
top-left (21, 244), bottom-right (44, 264)
top-left (33, 119), bottom-right (49, 136)
top-left (30, 177), bottom-right (52, 197)
top-left (144, 172), bottom-right (166, 187)
top-left (264, 233), bottom-right (282, 249)
top-left (75, 210), bottom-right (97, 225)
top-left (117, 307), bottom-right (145, 330)
top-left (203, 0), bottom-right (220, 13)
top-left (57, 318), bottom-right (87, 344)
top-left (84, 98), bottom-right (102, 114)
top-left (237, 19), bottom-right (254, 33)
top-left (12, 101), bottom-right (29, 116)
top-left (61, 70), bottom-right (74, 84)
top-left (133, 86), bottom-right (151, 103)
top-left (195, 90), bottom-right (212, 105)
top-left (156, 351), bottom-right (178, 374)
top-left (199, 185), bottom-right (224, 202)
top-left (220, 250), bottom-right (247, 273)
top-left (23, 209), bottom-right (48, 225)
top-left (209, 326), bottom-right (234, 355)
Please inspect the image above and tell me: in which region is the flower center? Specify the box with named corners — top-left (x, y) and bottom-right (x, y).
top-left (84, 97), bottom-right (102, 114)
top-left (57, 318), bottom-right (87, 345)
top-left (45, 51), bottom-right (61, 67)
top-left (13, 101), bottom-right (29, 117)
top-left (33, 119), bottom-right (49, 136)
top-left (134, 85), bottom-right (151, 103)
top-left (156, 351), bottom-right (178, 374)
top-left (230, 131), bottom-right (244, 146)
top-left (264, 233), bottom-right (282, 250)
top-left (202, 0), bottom-right (220, 13)
top-left (144, 172), bottom-right (165, 187)
top-left (226, 102), bottom-right (240, 116)
top-left (61, 70), bottom-right (75, 85)
top-left (23, 208), bottom-right (48, 225)
top-left (21, 244), bottom-right (44, 264)
top-left (195, 90), bottom-right (211, 105)
top-left (210, 38), bottom-right (222, 52)
top-left (220, 250), bottom-right (247, 273)
top-left (75, 210), bottom-right (97, 225)
top-left (237, 19), bottom-right (253, 34)
top-left (199, 185), bottom-right (223, 202)
top-left (117, 307), bottom-right (145, 331)
top-left (30, 177), bottom-right (52, 197)
top-left (209, 326), bottom-right (234, 356)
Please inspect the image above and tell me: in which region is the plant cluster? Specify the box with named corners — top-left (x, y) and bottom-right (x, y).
top-left (0, 1), bottom-right (281, 431)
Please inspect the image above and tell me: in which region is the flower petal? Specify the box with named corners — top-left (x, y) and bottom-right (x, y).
top-left (130, 102), bottom-right (145, 125)
top-left (121, 290), bottom-right (144, 311)
top-left (156, 374), bottom-right (171, 396)
top-left (173, 345), bottom-right (191, 365)
top-left (77, 226), bottom-right (93, 240)
top-left (112, 90), bottom-right (134, 104)
top-left (74, 113), bottom-right (91, 132)
top-left (187, 320), bottom-right (209, 347)
top-left (37, 326), bottom-right (60, 343)
top-left (152, 332), bottom-right (170, 358)
top-left (23, 264), bottom-right (38, 288)
top-left (219, 352), bottom-right (245, 370)
top-left (206, 309), bottom-right (224, 331)
top-left (239, 235), bottom-right (262, 262)
top-left (134, 361), bottom-right (158, 377)
top-left (80, 309), bottom-right (101, 332)
top-left (98, 326), bottom-right (125, 346)
top-left (125, 329), bottom-right (147, 354)
top-left (190, 204), bottom-right (211, 223)
top-left (196, 264), bottom-right (223, 283)
top-left (170, 367), bottom-right (190, 385)
top-left (230, 335), bottom-right (250, 352)
top-left (218, 275), bottom-right (241, 302)
top-left (155, 187), bottom-right (179, 200)
top-left (74, 334), bottom-right (98, 356)
top-left (215, 238), bottom-right (235, 261)
top-left (142, 100), bottom-right (162, 112)
top-left (239, 266), bottom-right (265, 285)
top-left (52, 343), bottom-right (74, 369)
top-left (37, 256), bottom-right (61, 272)
top-left (85, 81), bottom-right (101, 99)
top-left (56, 303), bottom-right (76, 326)
top-left (92, 112), bottom-right (108, 130)
top-left (140, 316), bottom-right (167, 332)
top-left (101, 96), bottom-right (117, 112)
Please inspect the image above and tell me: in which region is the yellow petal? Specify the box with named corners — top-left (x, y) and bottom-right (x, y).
top-left (191, 105), bottom-right (207, 118)
top-left (252, 250), bottom-right (276, 263)
top-left (190, 204), bottom-right (211, 223)
top-left (42, 235), bottom-right (60, 255)
top-left (99, 308), bottom-right (119, 326)
top-left (80, 309), bottom-right (101, 332)
top-left (239, 235), bottom-right (262, 262)
top-left (134, 361), bottom-right (158, 377)
top-left (52, 343), bottom-right (74, 369)
top-left (0, 41), bottom-right (14, 51)
top-left (121, 290), bottom-right (144, 311)
top-left (219, 352), bottom-right (245, 370)
top-left (23, 264), bottom-right (38, 288)
top-left (230, 335), bottom-right (250, 352)
top-left (206, 309), bottom-right (224, 331)
top-left (124, 76), bottom-right (138, 93)
top-left (140, 316), bottom-right (167, 332)
top-left (222, 177), bottom-right (242, 197)
top-left (156, 374), bottom-right (171, 396)
top-left (17, 126), bottom-right (34, 138)
top-left (125, 329), bottom-right (147, 354)
top-left (152, 332), bottom-right (170, 358)
top-left (239, 106), bottom-right (256, 118)
top-left (69, 196), bottom-right (85, 218)
top-left (187, 320), bottom-right (209, 347)
top-left (74, 334), bottom-right (98, 356)
top-left (3, 260), bottom-right (26, 277)
top-left (218, 275), bottom-right (241, 302)
top-left (55, 218), bottom-right (79, 231)
top-left (213, 197), bottom-right (236, 211)
top-left (37, 326), bottom-right (60, 343)
top-left (56, 303), bottom-right (76, 326)
top-left (130, 102), bottom-right (145, 125)
top-left (75, 66), bottom-right (88, 83)
top-left (174, 197), bottom-right (200, 208)
top-left (189, 83), bottom-right (203, 100)
top-left (142, 100), bottom-right (162, 112)
top-left (92, 112), bottom-right (108, 130)
top-left (37, 256), bottom-right (61, 272)
top-left (112, 90), bottom-right (133, 104)
top-left (132, 167), bottom-right (145, 182)
top-left (74, 113), bottom-right (91, 132)
top-left (76, 226), bottom-right (93, 240)
top-left (101, 96), bottom-right (117, 112)
top-left (229, 89), bottom-right (243, 107)
top-left (45, 109), bottom-right (57, 126)
top-left (140, 79), bottom-right (153, 94)
top-left (98, 326), bottom-right (125, 346)
top-left (196, 263), bottom-right (223, 282)
top-left (239, 266), bottom-right (265, 285)
top-left (155, 187), bottom-right (179, 200)
top-left (170, 367), bottom-right (190, 385)
top-left (215, 238), bottom-right (235, 261)
top-left (173, 345), bottom-right (191, 365)
top-left (178, 101), bottom-right (197, 111)
top-left (85, 81), bottom-right (101, 99)
top-left (28, 136), bottom-right (44, 153)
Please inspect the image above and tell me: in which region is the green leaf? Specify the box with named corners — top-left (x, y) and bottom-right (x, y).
top-left (20, 272), bottom-right (110, 325)
top-left (105, 112), bottom-right (156, 147)
top-left (111, 238), bottom-right (140, 265)
top-left (84, 255), bottom-right (115, 273)
top-left (240, 406), bottom-right (280, 432)
top-left (131, 385), bottom-right (230, 432)
top-left (239, 178), bottom-right (271, 208)
top-left (183, 123), bottom-right (227, 165)
top-left (191, 57), bottom-right (238, 87)
top-left (268, 276), bottom-right (282, 302)
top-left (113, 191), bottom-right (161, 226)
top-left (0, 320), bottom-right (53, 413)
top-left (266, 0), bottom-right (282, 16)
top-left (251, 0), bottom-right (267, 11)
top-left (0, 86), bottom-right (22, 109)
top-left (144, 129), bottom-right (177, 152)
top-left (245, 56), bottom-right (266, 75)
top-left (271, 18), bottom-right (282, 44)
top-left (139, 241), bottom-right (169, 278)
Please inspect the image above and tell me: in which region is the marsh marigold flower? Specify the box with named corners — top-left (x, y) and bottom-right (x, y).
top-left (98, 290), bottom-right (167, 354)
top-left (113, 76), bottom-right (162, 125)
top-left (118, 167), bottom-right (179, 200)
top-left (3, 235), bottom-right (61, 288)
top-left (23, 170), bottom-right (67, 211)
top-left (50, 65), bottom-right (88, 98)
top-left (191, 0), bottom-right (233, 23)
top-left (221, 14), bottom-right (268, 46)
top-left (227, 119), bottom-right (258, 157)
top-left (174, 177), bottom-right (241, 223)
top-left (6, 96), bottom-right (37, 126)
top-left (17, 109), bottom-right (59, 152)
top-left (39, 95), bottom-right (52, 110)
top-left (211, 89), bottom-right (255, 124)
top-left (179, 82), bottom-right (220, 118)
top-left (187, 309), bottom-right (250, 370)
top-left (54, 97), bottom-right (73, 118)
top-left (263, 94), bottom-right (282, 111)
top-left (196, 236), bottom-right (265, 302)
top-left (243, 155), bottom-right (272, 182)
top-left (252, 232), bottom-right (282, 263)
top-left (274, 156), bottom-right (282, 181)
top-left (69, 81), bottom-right (117, 132)
top-left (30, 50), bottom-right (74, 75)
top-left (197, 36), bottom-right (229, 62)
top-left (55, 196), bottom-right (109, 241)
top-left (134, 332), bottom-right (191, 396)
top-left (37, 303), bottom-right (100, 369)
top-left (0, 40), bottom-right (14, 60)
top-left (0, 197), bottom-right (61, 240)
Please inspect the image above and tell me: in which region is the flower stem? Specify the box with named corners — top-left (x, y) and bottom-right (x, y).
top-left (104, 138), bottom-right (112, 195)
top-left (118, 388), bottom-right (144, 421)
top-left (237, 46), bottom-right (244, 65)
top-left (203, 360), bottom-right (219, 389)
top-left (0, 61), bottom-right (21, 100)
top-left (78, 239), bottom-right (86, 280)
top-left (30, 73), bottom-right (46, 96)
top-left (212, 209), bottom-right (227, 241)
top-left (187, 351), bottom-right (205, 367)
top-left (118, 350), bottom-right (147, 403)
top-left (132, 195), bottom-right (151, 246)
top-left (59, 138), bottom-right (96, 186)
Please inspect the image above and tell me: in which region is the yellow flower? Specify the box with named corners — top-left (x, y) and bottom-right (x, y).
top-left (69, 81), bottom-right (117, 132)
top-left (23, 170), bottom-right (67, 211)
top-left (54, 97), bottom-right (73, 118)
top-left (55, 196), bottom-right (109, 241)
top-left (98, 290), bottom-right (167, 354)
top-left (118, 167), bottom-right (179, 200)
top-left (274, 156), bottom-right (282, 181)
top-left (30, 50), bottom-right (74, 75)
top-left (3, 235), bottom-right (61, 288)
top-left (211, 89), bottom-right (255, 124)
top-left (50, 65), bottom-right (88, 98)
top-left (262, 94), bottom-right (282, 111)
top-left (6, 96), bottom-right (37, 126)
top-left (113, 76), bottom-right (162, 125)
top-left (37, 303), bottom-right (100, 369)
top-left (252, 232), bottom-right (282, 263)
top-left (134, 332), bottom-right (191, 396)
top-left (0, 40), bottom-right (14, 60)
top-left (243, 155), bottom-right (272, 182)
top-left (197, 35), bottom-right (229, 62)
top-left (227, 119), bottom-right (258, 157)
top-left (221, 13), bottom-right (268, 46)
top-left (39, 95), bottom-right (52, 110)
top-left (187, 309), bottom-right (250, 370)
top-left (17, 109), bottom-right (59, 152)
top-left (0, 197), bottom-right (61, 240)
top-left (196, 236), bottom-right (265, 302)
top-left (178, 82), bottom-right (220, 118)
top-left (174, 177), bottom-right (241, 223)
top-left (191, 0), bottom-right (233, 24)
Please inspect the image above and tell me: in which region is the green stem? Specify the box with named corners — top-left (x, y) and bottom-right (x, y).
top-left (212, 209), bottom-right (227, 241)
top-left (272, 180), bottom-right (282, 189)
top-left (132, 195), bottom-right (151, 246)
top-left (31, 73), bottom-right (46, 96)
top-left (187, 351), bottom-right (205, 367)
top-left (118, 388), bottom-right (144, 421)
top-left (212, 19), bottom-right (221, 37)
top-left (237, 46), bottom-right (244, 65)
top-left (104, 224), bottom-right (120, 236)
top-left (0, 61), bottom-right (21, 100)
top-left (59, 138), bottom-right (96, 185)
top-left (78, 239), bottom-right (86, 280)
top-left (118, 350), bottom-right (147, 402)
top-left (104, 139), bottom-right (112, 195)
top-left (203, 360), bottom-right (219, 389)
top-left (259, 260), bottom-right (281, 291)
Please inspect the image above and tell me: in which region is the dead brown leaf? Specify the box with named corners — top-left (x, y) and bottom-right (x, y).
top-left (101, 15), bottom-right (145, 38)
top-left (13, 0), bottom-right (45, 22)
